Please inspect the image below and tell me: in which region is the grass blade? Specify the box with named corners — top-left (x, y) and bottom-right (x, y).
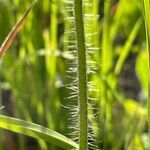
top-left (114, 18), bottom-right (142, 75)
top-left (0, 115), bottom-right (78, 149)
top-left (142, 0), bottom-right (150, 148)
top-left (0, 0), bottom-right (37, 60)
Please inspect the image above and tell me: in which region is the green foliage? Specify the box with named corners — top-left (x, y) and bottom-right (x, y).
top-left (0, 115), bottom-right (78, 149)
top-left (0, 0), bottom-right (149, 149)
top-left (136, 48), bottom-right (148, 96)
top-left (142, 0), bottom-right (150, 148)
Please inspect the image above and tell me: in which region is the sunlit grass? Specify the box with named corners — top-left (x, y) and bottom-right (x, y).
top-left (0, 0), bottom-right (149, 149)
top-left (142, 0), bottom-right (150, 148)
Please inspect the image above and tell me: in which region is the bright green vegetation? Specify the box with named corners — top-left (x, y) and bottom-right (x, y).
top-left (0, 115), bottom-right (78, 149)
top-left (142, 0), bottom-right (150, 148)
top-left (0, 0), bottom-right (149, 149)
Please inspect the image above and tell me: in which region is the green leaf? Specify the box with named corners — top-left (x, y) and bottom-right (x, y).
top-left (123, 99), bottom-right (147, 118)
top-left (114, 18), bottom-right (142, 75)
top-left (136, 48), bottom-right (148, 97)
top-left (142, 0), bottom-right (150, 148)
top-left (0, 0), bottom-right (37, 60)
top-left (0, 115), bottom-right (78, 149)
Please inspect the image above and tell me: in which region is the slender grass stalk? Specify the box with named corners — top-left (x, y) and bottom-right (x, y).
top-left (74, 0), bottom-right (88, 149)
top-left (142, 0), bottom-right (150, 148)
top-left (114, 18), bottom-right (142, 75)
top-left (101, 0), bottom-right (112, 147)
top-left (102, 0), bottom-right (112, 74)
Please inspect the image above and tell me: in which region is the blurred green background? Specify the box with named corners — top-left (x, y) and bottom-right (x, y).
top-left (0, 0), bottom-right (148, 149)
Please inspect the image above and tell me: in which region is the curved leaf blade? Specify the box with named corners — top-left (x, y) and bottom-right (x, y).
top-left (0, 115), bottom-right (78, 149)
top-left (0, 0), bottom-right (37, 60)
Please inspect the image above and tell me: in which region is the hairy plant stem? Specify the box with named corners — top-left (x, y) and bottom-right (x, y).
top-left (74, 0), bottom-right (88, 149)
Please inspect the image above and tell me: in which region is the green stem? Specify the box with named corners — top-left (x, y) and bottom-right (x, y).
top-left (74, 0), bottom-right (88, 149)
top-left (102, 0), bottom-right (112, 74)
top-left (142, 0), bottom-right (150, 148)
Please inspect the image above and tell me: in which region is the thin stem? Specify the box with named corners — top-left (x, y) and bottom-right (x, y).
top-left (142, 0), bottom-right (150, 148)
top-left (74, 0), bottom-right (88, 149)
